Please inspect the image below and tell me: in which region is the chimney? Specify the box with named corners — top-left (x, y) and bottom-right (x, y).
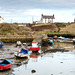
top-left (41, 14), bottom-right (43, 16)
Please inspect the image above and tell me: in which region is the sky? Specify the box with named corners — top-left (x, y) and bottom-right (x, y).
top-left (0, 0), bottom-right (75, 23)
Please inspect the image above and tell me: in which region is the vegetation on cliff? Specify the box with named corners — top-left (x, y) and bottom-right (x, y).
top-left (0, 23), bottom-right (32, 36)
top-left (0, 22), bottom-right (75, 42)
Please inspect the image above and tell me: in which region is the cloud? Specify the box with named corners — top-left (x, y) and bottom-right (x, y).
top-left (0, 8), bottom-right (74, 23)
top-left (0, 0), bottom-right (75, 10)
top-left (0, 0), bottom-right (75, 23)
top-left (72, 13), bottom-right (75, 15)
top-left (0, 11), bottom-right (11, 14)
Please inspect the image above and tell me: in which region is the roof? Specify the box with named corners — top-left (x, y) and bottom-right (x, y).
top-left (41, 14), bottom-right (55, 19)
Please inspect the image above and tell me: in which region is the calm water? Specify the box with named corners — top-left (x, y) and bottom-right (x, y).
top-left (0, 42), bottom-right (75, 75)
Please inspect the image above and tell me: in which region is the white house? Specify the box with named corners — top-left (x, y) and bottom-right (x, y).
top-left (0, 16), bottom-right (4, 23)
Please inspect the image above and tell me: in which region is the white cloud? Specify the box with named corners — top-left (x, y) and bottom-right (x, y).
top-left (0, 11), bottom-right (11, 14)
top-left (23, 9), bottom-right (75, 23)
top-left (0, 8), bottom-right (75, 23)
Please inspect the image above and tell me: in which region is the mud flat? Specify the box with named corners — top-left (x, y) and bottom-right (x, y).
top-left (0, 42), bottom-right (75, 75)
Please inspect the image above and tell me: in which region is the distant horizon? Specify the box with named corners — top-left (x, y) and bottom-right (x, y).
top-left (2, 20), bottom-right (75, 23)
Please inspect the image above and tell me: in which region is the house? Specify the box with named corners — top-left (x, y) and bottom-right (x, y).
top-left (0, 16), bottom-right (4, 23)
top-left (41, 14), bottom-right (55, 23)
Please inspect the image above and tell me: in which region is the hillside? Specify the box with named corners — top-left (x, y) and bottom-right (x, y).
top-left (60, 23), bottom-right (75, 34)
top-left (0, 23), bottom-right (75, 37)
top-left (31, 23), bottom-right (58, 31)
top-left (0, 23), bottom-right (32, 36)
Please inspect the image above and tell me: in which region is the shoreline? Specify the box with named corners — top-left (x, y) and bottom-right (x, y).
top-left (47, 33), bottom-right (75, 38)
top-left (0, 33), bottom-right (75, 43)
top-left (0, 36), bottom-right (33, 43)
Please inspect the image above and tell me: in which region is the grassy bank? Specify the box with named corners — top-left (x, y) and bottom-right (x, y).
top-left (0, 23), bottom-right (32, 36)
top-left (0, 23), bottom-right (75, 43)
top-left (0, 37), bottom-right (33, 43)
top-left (0, 23), bottom-right (33, 43)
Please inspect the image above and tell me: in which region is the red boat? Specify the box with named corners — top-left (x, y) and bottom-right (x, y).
top-left (30, 42), bottom-right (41, 51)
top-left (0, 60), bottom-right (12, 71)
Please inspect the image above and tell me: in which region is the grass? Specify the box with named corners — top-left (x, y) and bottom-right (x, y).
top-left (60, 23), bottom-right (75, 33)
top-left (0, 23), bottom-right (75, 42)
top-left (0, 23), bottom-right (32, 36)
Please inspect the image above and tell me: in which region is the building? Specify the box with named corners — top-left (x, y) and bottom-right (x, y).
top-left (0, 16), bottom-right (4, 23)
top-left (41, 14), bottom-right (55, 23)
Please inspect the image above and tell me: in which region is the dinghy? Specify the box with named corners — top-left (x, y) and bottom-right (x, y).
top-left (15, 48), bottom-right (28, 58)
top-left (0, 60), bottom-right (12, 71)
top-left (16, 41), bottom-right (22, 46)
top-left (30, 42), bottom-right (41, 52)
top-left (0, 41), bottom-right (4, 47)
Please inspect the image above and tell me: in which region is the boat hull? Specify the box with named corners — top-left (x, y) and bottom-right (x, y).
top-left (15, 55), bottom-right (28, 59)
top-left (0, 64), bottom-right (11, 71)
top-left (0, 41), bottom-right (4, 47)
top-left (0, 44), bottom-right (4, 47)
top-left (15, 53), bottom-right (28, 59)
top-left (30, 48), bottom-right (40, 51)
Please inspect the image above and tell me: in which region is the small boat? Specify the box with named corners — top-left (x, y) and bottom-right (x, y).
top-left (49, 40), bottom-right (54, 45)
top-left (15, 48), bottom-right (28, 58)
top-left (0, 41), bottom-right (4, 47)
top-left (48, 37), bottom-right (52, 39)
top-left (16, 41), bottom-right (22, 46)
top-left (73, 38), bottom-right (75, 44)
top-left (0, 60), bottom-right (12, 71)
top-left (53, 35), bottom-right (58, 39)
top-left (30, 42), bottom-right (41, 52)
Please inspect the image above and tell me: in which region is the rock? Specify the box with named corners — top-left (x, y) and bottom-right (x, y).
top-left (60, 62), bottom-right (63, 63)
top-left (31, 70), bottom-right (36, 73)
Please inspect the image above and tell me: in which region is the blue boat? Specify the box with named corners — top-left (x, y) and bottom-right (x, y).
top-left (0, 41), bottom-right (4, 47)
top-left (49, 40), bottom-right (54, 45)
top-left (52, 35), bottom-right (57, 39)
top-left (15, 48), bottom-right (28, 58)
top-left (48, 37), bottom-right (52, 39)
top-left (20, 48), bottom-right (28, 54)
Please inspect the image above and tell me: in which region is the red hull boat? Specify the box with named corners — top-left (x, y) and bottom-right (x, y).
top-left (30, 42), bottom-right (41, 51)
top-left (0, 60), bottom-right (12, 71)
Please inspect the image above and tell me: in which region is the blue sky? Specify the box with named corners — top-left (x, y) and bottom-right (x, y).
top-left (0, 0), bottom-right (75, 23)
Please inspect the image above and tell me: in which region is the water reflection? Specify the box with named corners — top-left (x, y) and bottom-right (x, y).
top-left (30, 52), bottom-right (40, 62)
top-left (53, 42), bottom-right (73, 50)
top-left (41, 42), bottom-right (74, 51)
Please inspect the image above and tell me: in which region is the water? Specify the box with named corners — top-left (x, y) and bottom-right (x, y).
top-left (0, 42), bottom-right (75, 75)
